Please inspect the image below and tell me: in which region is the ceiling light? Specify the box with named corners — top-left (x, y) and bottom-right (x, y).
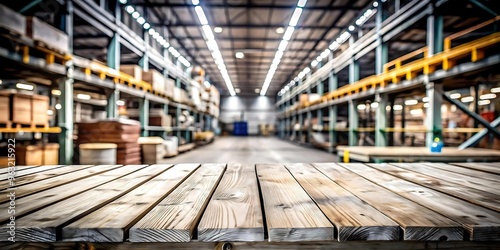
top-left (163, 42), bottom-right (170, 48)
top-left (195, 6), bottom-right (208, 25)
top-left (480, 93), bottom-right (496, 100)
top-left (371, 102), bottom-right (379, 108)
top-left (168, 47), bottom-right (180, 58)
top-left (275, 50), bottom-right (284, 59)
top-left (298, 71), bottom-right (305, 79)
top-left (357, 104), bottom-right (366, 110)
top-left (348, 25), bottom-right (355, 31)
top-left (479, 100), bottom-right (491, 105)
top-left (422, 97), bottom-right (429, 102)
top-left (125, 6), bottom-right (134, 14)
top-left (289, 8), bottom-right (303, 27)
top-left (316, 55), bottom-right (322, 62)
top-left (214, 27), bottom-right (223, 33)
top-left (47, 110), bottom-right (54, 116)
top-left (373, 2), bottom-right (379, 7)
top-left (51, 89), bottom-right (61, 96)
top-left (283, 26), bottom-right (295, 41)
top-left (119, 0), bottom-right (127, 4)
top-left (235, 51), bottom-right (245, 59)
top-left (276, 27), bottom-right (285, 34)
top-left (235, 88), bottom-right (241, 93)
top-left (320, 49), bottom-right (331, 59)
top-left (0, 80), bottom-right (2, 84)
top-left (16, 83), bottom-right (34, 90)
top-left (132, 11), bottom-right (140, 19)
top-left (491, 87), bottom-right (500, 93)
top-left (404, 99), bottom-right (418, 105)
top-left (202, 25), bottom-right (215, 40)
top-left (294, 77), bottom-right (300, 82)
top-left (255, 88), bottom-right (260, 93)
top-left (461, 96), bottom-right (474, 103)
top-left (449, 93), bottom-right (461, 99)
top-left (55, 104), bottom-right (62, 110)
top-left (284, 86), bottom-right (290, 91)
top-left (303, 67), bottom-right (310, 74)
top-left (423, 103), bottom-right (429, 108)
top-left (278, 40), bottom-right (289, 52)
top-left (311, 60), bottom-right (318, 67)
top-left (329, 41), bottom-right (340, 50)
top-left (204, 81), bottom-right (211, 88)
top-left (192, 0), bottom-right (200, 5)
top-left (137, 17), bottom-right (145, 25)
top-left (77, 94), bottom-right (91, 100)
top-left (148, 28), bottom-right (155, 35)
top-left (410, 109), bottom-right (423, 116)
top-left (393, 105), bottom-right (403, 111)
top-left (143, 23), bottom-right (150, 29)
top-left (116, 100), bottom-right (125, 106)
top-left (297, 0), bottom-right (307, 7)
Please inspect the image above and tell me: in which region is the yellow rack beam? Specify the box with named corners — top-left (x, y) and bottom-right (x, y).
top-left (0, 127), bottom-right (62, 133)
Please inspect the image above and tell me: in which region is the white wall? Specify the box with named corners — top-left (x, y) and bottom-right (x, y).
top-left (220, 96), bottom-right (277, 135)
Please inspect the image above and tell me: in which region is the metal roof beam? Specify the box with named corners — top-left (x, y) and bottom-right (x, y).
top-left (130, 2), bottom-right (363, 11)
top-left (150, 23), bottom-right (343, 29)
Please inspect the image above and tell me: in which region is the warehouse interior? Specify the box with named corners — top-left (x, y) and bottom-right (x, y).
top-left (0, 0), bottom-right (499, 248)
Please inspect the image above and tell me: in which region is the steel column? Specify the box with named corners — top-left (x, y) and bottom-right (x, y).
top-left (139, 98), bottom-right (149, 137)
top-left (375, 93), bottom-right (388, 146)
top-left (328, 72), bottom-right (338, 153)
top-left (106, 90), bottom-right (119, 118)
top-left (427, 6), bottom-right (444, 56)
top-left (348, 37), bottom-right (359, 146)
top-left (375, 3), bottom-right (388, 75)
top-left (425, 81), bottom-right (443, 147)
top-left (317, 79), bottom-right (324, 127)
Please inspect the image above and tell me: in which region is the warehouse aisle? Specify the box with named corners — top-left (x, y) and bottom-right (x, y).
top-left (160, 137), bottom-right (337, 164)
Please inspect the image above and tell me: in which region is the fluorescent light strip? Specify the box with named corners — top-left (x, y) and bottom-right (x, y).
top-left (262, 0), bottom-right (307, 96)
top-left (120, 3), bottom-right (191, 68)
top-left (281, 1), bottom-right (378, 95)
top-left (191, 3), bottom-right (235, 96)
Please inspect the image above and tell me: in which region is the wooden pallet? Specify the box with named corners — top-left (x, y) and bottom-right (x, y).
top-left (0, 162), bottom-right (498, 247)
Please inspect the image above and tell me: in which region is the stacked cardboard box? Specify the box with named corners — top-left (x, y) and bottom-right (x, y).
top-left (31, 95), bottom-right (49, 126)
top-left (173, 87), bottom-right (182, 103)
top-left (16, 143), bottom-right (59, 165)
top-left (0, 92), bottom-right (10, 124)
top-left (0, 4), bottom-right (26, 36)
top-left (143, 69), bottom-right (164, 94)
top-left (120, 65), bottom-right (142, 82)
top-left (165, 78), bottom-right (175, 99)
top-left (76, 119), bottom-right (141, 165)
top-left (127, 109), bottom-right (172, 127)
top-left (26, 16), bottom-right (69, 54)
top-left (0, 90), bottom-right (49, 127)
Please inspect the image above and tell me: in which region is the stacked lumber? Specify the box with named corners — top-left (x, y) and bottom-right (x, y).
top-left (76, 119), bottom-right (141, 165)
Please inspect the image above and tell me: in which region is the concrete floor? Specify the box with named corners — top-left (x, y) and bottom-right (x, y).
top-left (159, 136), bottom-right (337, 164)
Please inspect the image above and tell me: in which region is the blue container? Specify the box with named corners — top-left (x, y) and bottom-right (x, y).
top-left (233, 121), bottom-right (248, 136)
top-left (430, 137), bottom-right (443, 153)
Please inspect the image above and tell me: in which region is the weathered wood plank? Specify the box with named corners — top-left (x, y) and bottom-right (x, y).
top-left (314, 163), bottom-right (463, 241)
top-left (392, 163), bottom-right (498, 195)
top-left (0, 165), bottom-right (166, 242)
top-left (285, 163), bottom-right (400, 242)
top-left (0, 241), bottom-right (498, 250)
top-left (0, 165), bottom-right (122, 204)
top-left (450, 162), bottom-right (500, 175)
top-left (0, 165), bottom-right (93, 189)
top-left (129, 164), bottom-right (226, 242)
top-left (256, 164), bottom-right (334, 242)
top-left (198, 164), bottom-right (264, 242)
top-left (0, 165), bottom-right (36, 174)
top-left (422, 163), bottom-right (500, 184)
top-left (347, 163), bottom-right (500, 241)
top-left (63, 164), bottom-right (199, 242)
top-left (0, 165), bottom-right (148, 223)
top-left (0, 165), bottom-right (61, 180)
top-left (369, 163), bottom-right (500, 212)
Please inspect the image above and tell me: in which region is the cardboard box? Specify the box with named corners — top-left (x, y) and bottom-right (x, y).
top-left (32, 94), bottom-right (49, 126)
top-left (138, 137), bottom-right (165, 164)
top-left (299, 94), bottom-right (309, 106)
top-left (12, 93), bottom-right (32, 124)
top-left (26, 17), bottom-right (69, 54)
top-left (190, 87), bottom-right (201, 106)
top-left (173, 87), bottom-right (182, 103)
top-left (16, 145), bottom-right (43, 165)
top-left (209, 86), bottom-right (220, 106)
top-left (143, 70), bottom-right (164, 94)
top-left (0, 4), bottom-right (26, 36)
top-left (120, 65), bottom-right (142, 82)
top-left (0, 92), bottom-right (9, 124)
top-left (165, 78), bottom-right (175, 98)
top-left (43, 143), bottom-right (59, 165)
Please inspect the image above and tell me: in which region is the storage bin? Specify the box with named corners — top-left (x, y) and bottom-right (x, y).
top-left (79, 143), bottom-right (117, 165)
top-left (16, 145), bottom-right (43, 165)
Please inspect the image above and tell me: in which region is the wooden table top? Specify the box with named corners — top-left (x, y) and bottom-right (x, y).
top-left (0, 162), bottom-right (499, 249)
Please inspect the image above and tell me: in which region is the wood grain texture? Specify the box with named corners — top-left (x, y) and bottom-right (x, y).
top-left (0, 165), bottom-right (148, 223)
top-left (450, 162), bottom-right (500, 175)
top-left (369, 163), bottom-right (500, 212)
top-left (0, 165), bottom-right (122, 204)
top-left (129, 163), bottom-right (226, 242)
top-left (63, 164), bottom-right (199, 242)
top-left (0, 165), bottom-right (36, 174)
top-left (347, 163), bottom-right (500, 241)
top-left (314, 163), bottom-right (463, 241)
top-left (421, 163), bottom-right (500, 184)
top-left (0, 165), bottom-right (61, 180)
top-left (0, 165), bottom-right (93, 189)
top-left (198, 164), bottom-right (264, 242)
top-left (285, 163), bottom-right (400, 242)
top-left (392, 163), bottom-right (498, 195)
top-left (0, 165), bottom-right (165, 242)
top-left (1, 241), bottom-right (499, 250)
top-left (256, 164), bottom-right (334, 242)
